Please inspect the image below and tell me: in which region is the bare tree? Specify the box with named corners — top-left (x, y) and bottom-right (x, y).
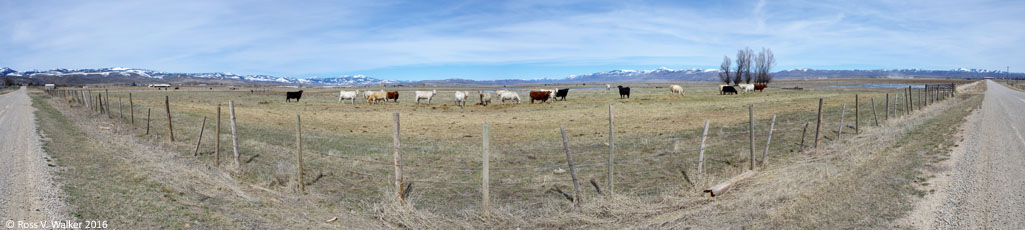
top-left (734, 48), bottom-right (754, 85)
top-left (742, 47), bottom-right (754, 84)
top-left (719, 56), bottom-right (732, 85)
top-left (754, 48), bottom-right (776, 84)
top-left (734, 49), bottom-right (746, 85)
top-left (754, 49), bottom-right (766, 83)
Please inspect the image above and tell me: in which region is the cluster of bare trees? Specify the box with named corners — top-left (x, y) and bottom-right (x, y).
top-left (718, 47), bottom-right (775, 85)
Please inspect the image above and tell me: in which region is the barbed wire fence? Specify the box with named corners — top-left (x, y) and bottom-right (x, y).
top-left (42, 84), bottom-right (961, 216)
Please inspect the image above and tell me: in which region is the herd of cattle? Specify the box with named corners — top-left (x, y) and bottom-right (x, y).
top-left (718, 83), bottom-right (767, 95)
top-left (281, 83), bottom-right (767, 105)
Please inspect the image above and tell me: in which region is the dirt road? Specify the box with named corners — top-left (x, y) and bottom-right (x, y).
top-left (907, 80), bottom-right (1025, 229)
top-left (0, 87), bottom-right (68, 225)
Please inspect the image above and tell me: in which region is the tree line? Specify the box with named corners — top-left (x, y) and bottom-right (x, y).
top-left (719, 47), bottom-right (775, 85)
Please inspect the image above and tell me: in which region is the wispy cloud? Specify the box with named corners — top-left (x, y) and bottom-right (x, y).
top-left (1, 0), bottom-right (1023, 80)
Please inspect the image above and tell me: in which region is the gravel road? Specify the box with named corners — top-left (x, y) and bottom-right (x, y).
top-left (913, 80), bottom-right (1025, 229)
top-left (0, 87), bottom-right (69, 226)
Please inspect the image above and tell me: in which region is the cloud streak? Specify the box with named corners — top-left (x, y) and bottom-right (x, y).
top-left (1, 0), bottom-right (1023, 80)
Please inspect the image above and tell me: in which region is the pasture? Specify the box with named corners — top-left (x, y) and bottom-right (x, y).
top-left (40, 78), bottom-right (973, 227)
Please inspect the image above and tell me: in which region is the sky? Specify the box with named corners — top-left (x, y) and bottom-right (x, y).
top-left (1, 0), bottom-right (1023, 80)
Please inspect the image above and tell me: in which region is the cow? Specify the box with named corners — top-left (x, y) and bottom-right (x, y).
top-left (498, 91), bottom-right (520, 104)
top-left (454, 91), bottom-right (469, 107)
top-left (415, 89), bottom-right (437, 104)
top-left (337, 90), bottom-right (360, 104)
top-left (361, 90), bottom-right (375, 102)
top-left (721, 86), bottom-right (738, 95)
top-left (366, 91), bottom-right (388, 104)
top-left (529, 91), bottom-right (551, 104)
top-left (386, 91), bottom-right (399, 103)
top-left (536, 89), bottom-right (556, 103)
top-left (670, 85), bottom-right (685, 96)
top-left (478, 91), bottom-right (492, 106)
top-left (617, 85), bottom-right (630, 99)
top-left (606, 84), bottom-right (612, 90)
top-left (554, 88), bottom-right (569, 101)
top-left (737, 83), bottom-right (755, 92)
top-left (754, 84), bottom-right (767, 92)
top-left (286, 90), bottom-right (304, 102)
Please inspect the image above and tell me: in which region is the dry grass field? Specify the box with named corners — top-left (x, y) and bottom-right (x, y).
top-left (33, 78), bottom-right (979, 228)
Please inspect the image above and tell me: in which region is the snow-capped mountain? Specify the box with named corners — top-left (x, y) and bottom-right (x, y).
top-left (0, 67), bottom-right (397, 86)
top-left (774, 68), bottom-right (1020, 79)
top-left (2, 66), bottom-right (1020, 86)
top-left (303, 75), bottom-right (399, 85)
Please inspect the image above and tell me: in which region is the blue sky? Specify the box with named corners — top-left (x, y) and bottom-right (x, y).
top-left (1, 0), bottom-right (1023, 80)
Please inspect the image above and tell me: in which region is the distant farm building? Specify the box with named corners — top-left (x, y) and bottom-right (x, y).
top-left (44, 84), bottom-right (55, 89)
top-left (148, 84), bottom-right (171, 88)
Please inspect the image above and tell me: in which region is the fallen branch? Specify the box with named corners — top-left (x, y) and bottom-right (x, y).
top-left (704, 170), bottom-right (755, 197)
top-left (548, 186), bottom-right (574, 202)
top-left (589, 178), bottom-right (602, 195)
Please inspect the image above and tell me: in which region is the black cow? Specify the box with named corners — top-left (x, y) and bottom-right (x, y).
top-left (555, 88), bottom-right (569, 101)
top-left (721, 86), bottom-right (738, 95)
top-left (286, 90), bottom-right (304, 102)
top-left (617, 85), bottom-right (630, 99)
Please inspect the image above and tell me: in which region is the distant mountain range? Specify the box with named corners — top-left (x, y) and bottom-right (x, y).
top-left (0, 67), bottom-right (400, 86)
top-left (1, 66), bottom-right (1021, 86)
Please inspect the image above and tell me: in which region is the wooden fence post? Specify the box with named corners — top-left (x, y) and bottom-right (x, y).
top-left (215, 105), bottom-right (221, 167)
top-left (105, 90), bottom-right (111, 119)
top-left (165, 96), bottom-right (174, 142)
top-left (296, 114), bottom-right (304, 193)
top-left (855, 95), bottom-right (859, 134)
top-left (194, 117), bottom-right (206, 157)
top-left (837, 104), bottom-right (846, 141)
top-left (814, 98), bottom-right (823, 149)
top-left (885, 94), bottom-right (889, 120)
top-left (118, 96), bottom-right (123, 122)
top-left (482, 123), bottom-right (490, 217)
top-left (98, 94), bottom-right (104, 114)
top-left (906, 86), bottom-right (911, 115)
top-left (230, 101), bottom-right (241, 168)
top-left (82, 92), bottom-right (89, 110)
top-left (925, 85), bottom-right (929, 106)
top-left (905, 89), bottom-right (910, 114)
top-left (560, 126), bottom-right (582, 208)
top-left (607, 104), bottom-right (614, 196)
top-left (697, 120), bottom-right (710, 181)
top-left (760, 115), bottom-right (776, 167)
top-left (893, 93), bottom-right (899, 118)
top-left (129, 93), bottom-right (134, 125)
top-left (748, 104), bottom-right (754, 170)
top-left (146, 108), bottom-right (151, 135)
top-left (392, 113), bottom-right (404, 204)
top-left (871, 97), bottom-right (879, 126)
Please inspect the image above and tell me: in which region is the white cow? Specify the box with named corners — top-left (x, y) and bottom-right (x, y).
top-left (454, 91), bottom-right (469, 107)
top-left (366, 91), bottom-right (388, 104)
top-left (606, 84), bottom-right (612, 90)
top-left (415, 89), bottom-right (437, 104)
top-left (361, 90), bottom-right (375, 103)
top-left (337, 90), bottom-right (360, 104)
top-left (498, 91), bottom-right (520, 104)
top-left (737, 84), bottom-right (755, 92)
top-left (478, 91), bottom-right (492, 106)
top-left (670, 85), bottom-right (684, 96)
